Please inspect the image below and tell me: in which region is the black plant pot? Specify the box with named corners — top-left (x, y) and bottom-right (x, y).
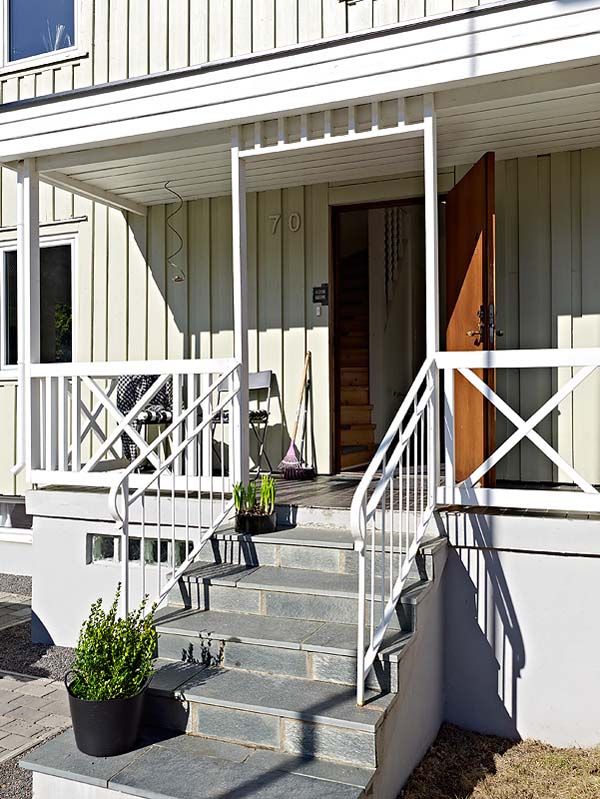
top-left (66, 674), bottom-right (148, 757)
top-left (235, 511), bottom-right (277, 535)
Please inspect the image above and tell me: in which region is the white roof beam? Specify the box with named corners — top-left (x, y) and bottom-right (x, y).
top-left (42, 171), bottom-right (147, 216)
top-left (40, 172), bottom-right (148, 216)
top-left (2, 161), bottom-right (148, 216)
top-left (36, 129), bottom-right (229, 174)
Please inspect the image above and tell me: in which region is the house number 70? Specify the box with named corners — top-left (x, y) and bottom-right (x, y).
top-left (269, 213), bottom-right (302, 234)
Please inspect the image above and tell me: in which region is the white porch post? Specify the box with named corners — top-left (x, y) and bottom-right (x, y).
top-left (16, 159), bottom-right (41, 481)
top-left (231, 127), bottom-right (250, 485)
top-left (423, 94), bottom-right (441, 503)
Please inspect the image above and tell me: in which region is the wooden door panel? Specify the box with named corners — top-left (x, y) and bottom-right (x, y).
top-left (446, 152), bottom-right (496, 485)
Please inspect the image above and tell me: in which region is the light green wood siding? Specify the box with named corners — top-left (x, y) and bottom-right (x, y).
top-left (0, 0), bottom-right (489, 112)
top-left (495, 153), bottom-right (600, 485)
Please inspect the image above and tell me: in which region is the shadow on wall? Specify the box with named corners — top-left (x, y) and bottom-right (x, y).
top-left (443, 512), bottom-right (525, 740)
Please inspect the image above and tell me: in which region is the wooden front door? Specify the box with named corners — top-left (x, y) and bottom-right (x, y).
top-left (446, 152), bottom-right (496, 485)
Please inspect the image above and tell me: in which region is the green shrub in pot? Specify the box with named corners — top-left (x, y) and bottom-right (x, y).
top-left (66, 585), bottom-right (158, 756)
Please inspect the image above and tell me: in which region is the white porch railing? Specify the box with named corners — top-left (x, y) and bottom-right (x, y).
top-left (438, 348), bottom-right (600, 513)
top-left (351, 346), bottom-right (600, 704)
top-left (28, 358), bottom-right (240, 492)
top-left (350, 357), bottom-right (437, 706)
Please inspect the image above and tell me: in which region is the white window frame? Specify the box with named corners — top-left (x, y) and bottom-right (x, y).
top-left (1, 0), bottom-right (79, 69)
top-left (0, 233), bottom-right (78, 379)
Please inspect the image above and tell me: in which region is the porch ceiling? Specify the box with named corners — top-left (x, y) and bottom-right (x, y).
top-left (38, 72), bottom-right (600, 207)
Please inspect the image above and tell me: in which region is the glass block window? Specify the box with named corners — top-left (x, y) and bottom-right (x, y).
top-left (91, 535), bottom-right (118, 563)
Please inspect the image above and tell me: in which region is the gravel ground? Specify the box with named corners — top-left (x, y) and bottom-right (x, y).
top-left (0, 574), bottom-right (31, 598)
top-left (0, 622), bottom-right (74, 681)
top-left (0, 752), bottom-right (32, 799)
top-left (0, 732), bottom-right (64, 799)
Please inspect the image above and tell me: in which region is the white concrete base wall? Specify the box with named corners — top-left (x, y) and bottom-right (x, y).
top-left (33, 773), bottom-right (138, 798)
top-left (27, 488), bottom-right (222, 646)
top-left (0, 530), bottom-right (32, 576)
top-left (371, 545), bottom-right (447, 799)
top-left (443, 511), bottom-right (600, 747)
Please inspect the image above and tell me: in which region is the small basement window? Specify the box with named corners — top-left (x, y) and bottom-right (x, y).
top-left (0, 500), bottom-right (32, 530)
top-left (8, 0), bottom-right (75, 62)
top-left (91, 534), bottom-right (118, 564)
top-left (88, 535), bottom-right (193, 567)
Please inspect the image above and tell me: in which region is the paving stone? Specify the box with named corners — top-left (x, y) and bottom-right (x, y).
top-left (12, 694), bottom-right (56, 710)
top-left (0, 732), bottom-right (34, 750)
top-left (14, 681), bottom-right (57, 697)
top-left (4, 704), bottom-right (49, 723)
top-left (41, 698), bottom-right (71, 715)
top-left (35, 713), bottom-right (71, 729)
top-left (1, 717), bottom-right (44, 736)
top-left (0, 700), bottom-right (22, 715)
top-left (0, 675), bottom-right (34, 692)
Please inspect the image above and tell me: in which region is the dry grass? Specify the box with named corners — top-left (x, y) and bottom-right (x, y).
top-left (401, 724), bottom-right (600, 799)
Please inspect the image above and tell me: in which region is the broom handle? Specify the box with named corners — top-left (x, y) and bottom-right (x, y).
top-left (290, 353), bottom-right (311, 444)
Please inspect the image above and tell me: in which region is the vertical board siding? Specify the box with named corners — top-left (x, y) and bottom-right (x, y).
top-left (0, 0), bottom-right (488, 107)
top-left (494, 151), bottom-right (600, 485)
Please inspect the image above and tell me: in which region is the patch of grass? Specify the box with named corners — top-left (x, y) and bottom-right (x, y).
top-left (401, 724), bottom-right (600, 799)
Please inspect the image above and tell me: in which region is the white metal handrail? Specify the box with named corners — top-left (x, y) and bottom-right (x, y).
top-left (109, 361), bottom-right (242, 615)
top-left (350, 356), bottom-right (437, 705)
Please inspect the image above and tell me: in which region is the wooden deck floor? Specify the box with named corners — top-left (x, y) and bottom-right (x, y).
top-left (275, 474), bottom-right (364, 510)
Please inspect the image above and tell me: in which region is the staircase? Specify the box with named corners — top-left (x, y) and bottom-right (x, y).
top-left (337, 252), bottom-right (376, 470)
top-left (141, 520), bottom-right (446, 798)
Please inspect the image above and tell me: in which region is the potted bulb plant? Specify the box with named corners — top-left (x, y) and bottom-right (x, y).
top-left (234, 475), bottom-right (277, 534)
top-left (65, 585), bottom-right (157, 757)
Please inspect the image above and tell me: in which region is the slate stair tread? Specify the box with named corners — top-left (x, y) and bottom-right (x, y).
top-left (150, 659), bottom-right (392, 731)
top-left (183, 562), bottom-right (384, 598)
top-left (21, 728), bottom-right (371, 798)
top-left (213, 524), bottom-right (356, 549)
top-left (155, 606), bottom-right (413, 659)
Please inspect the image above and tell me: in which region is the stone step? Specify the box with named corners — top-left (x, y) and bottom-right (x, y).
top-left (168, 562), bottom-right (428, 629)
top-left (21, 727), bottom-right (373, 798)
top-left (189, 524), bottom-right (438, 579)
top-left (146, 660), bottom-right (392, 768)
top-left (155, 607), bottom-right (413, 691)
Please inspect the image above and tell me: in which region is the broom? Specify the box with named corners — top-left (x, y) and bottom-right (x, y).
top-left (278, 352), bottom-right (315, 480)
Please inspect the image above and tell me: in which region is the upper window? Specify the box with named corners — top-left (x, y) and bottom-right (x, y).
top-left (2, 243), bottom-right (73, 369)
top-left (8, 0), bottom-right (75, 63)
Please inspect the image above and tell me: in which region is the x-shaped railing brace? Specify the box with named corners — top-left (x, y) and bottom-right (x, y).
top-left (458, 365), bottom-right (599, 495)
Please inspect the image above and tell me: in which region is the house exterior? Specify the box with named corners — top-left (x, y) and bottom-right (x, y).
top-left (3, 0), bottom-right (600, 796)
